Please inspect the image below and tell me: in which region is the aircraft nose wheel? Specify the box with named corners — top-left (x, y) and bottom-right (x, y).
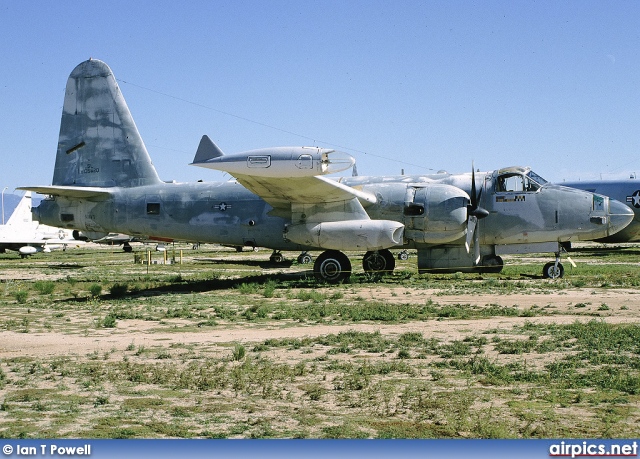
top-left (543, 261), bottom-right (564, 279)
top-left (314, 250), bottom-right (351, 284)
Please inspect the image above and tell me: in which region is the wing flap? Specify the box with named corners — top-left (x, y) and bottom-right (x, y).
top-left (233, 175), bottom-right (376, 209)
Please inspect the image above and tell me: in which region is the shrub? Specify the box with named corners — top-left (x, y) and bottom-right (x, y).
top-left (232, 343), bottom-right (246, 361)
top-left (109, 283), bottom-right (128, 298)
top-left (14, 291), bottom-right (28, 304)
top-left (102, 313), bottom-right (117, 328)
top-left (34, 281), bottom-right (56, 295)
top-left (89, 284), bottom-right (102, 298)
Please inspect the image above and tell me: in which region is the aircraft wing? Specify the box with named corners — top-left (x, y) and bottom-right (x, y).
top-left (233, 174), bottom-right (376, 209)
top-left (192, 136), bottom-right (377, 221)
top-left (17, 186), bottom-right (111, 198)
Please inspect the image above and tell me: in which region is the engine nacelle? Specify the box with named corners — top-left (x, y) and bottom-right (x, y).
top-left (403, 184), bottom-right (470, 244)
top-left (284, 220), bottom-right (404, 251)
top-left (193, 146), bottom-right (355, 178)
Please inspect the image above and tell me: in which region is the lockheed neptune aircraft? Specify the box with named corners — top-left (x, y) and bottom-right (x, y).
top-left (20, 59), bottom-right (634, 281)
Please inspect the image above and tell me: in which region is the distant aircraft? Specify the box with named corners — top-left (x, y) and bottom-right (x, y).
top-left (0, 191), bottom-right (79, 257)
top-left (19, 59), bottom-right (634, 280)
top-left (562, 179), bottom-right (640, 243)
top-left (71, 230), bottom-right (144, 252)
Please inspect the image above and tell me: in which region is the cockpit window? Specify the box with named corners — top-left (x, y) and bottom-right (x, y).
top-left (526, 171), bottom-right (547, 186)
top-left (496, 173), bottom-right (542, 193)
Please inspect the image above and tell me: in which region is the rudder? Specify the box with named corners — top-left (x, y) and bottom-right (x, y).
top-left (53, 59), bottom-right (162, 187)
top-left (5, 192), bottom-right (36, 228)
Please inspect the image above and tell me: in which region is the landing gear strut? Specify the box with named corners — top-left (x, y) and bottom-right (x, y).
top-left (543, 252), bottom-right (564, 279)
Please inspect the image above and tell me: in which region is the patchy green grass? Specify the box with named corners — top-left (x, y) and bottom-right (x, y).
top-left (0, 243), bottom-right (639, 438)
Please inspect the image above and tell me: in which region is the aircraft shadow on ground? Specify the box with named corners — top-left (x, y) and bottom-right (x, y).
top-left (57, 271), bottom-right (317, 303)
top-left (193, 258), bottom-right (295, 268)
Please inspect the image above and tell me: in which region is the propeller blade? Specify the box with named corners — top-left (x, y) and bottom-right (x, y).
top-left (474, 223), bottom-right (481, 265)
top-left (470, 163), bottom-right (477, 208)
top-left (465, 215), bottom-right (477, 253)
top-left (467, 163), bottom-right (484, 264)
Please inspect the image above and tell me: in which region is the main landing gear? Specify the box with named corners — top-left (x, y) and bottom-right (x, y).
top-left (314, 250), bottom-right (352, 283)
top-left (313, 249), bottom-right (396, 284)
top-left (362, 249), bottom-right (395, 274)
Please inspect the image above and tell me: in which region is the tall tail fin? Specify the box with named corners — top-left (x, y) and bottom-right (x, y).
top-left (53, 59), bottom-right (162, 187)
top-left (5, 192), bottom-right (37, 229)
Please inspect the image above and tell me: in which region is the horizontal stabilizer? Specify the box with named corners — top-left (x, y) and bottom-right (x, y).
top-left (193, 135), bottom-right (225, 163)
top-left (18, 186), bottom-right (112, 199)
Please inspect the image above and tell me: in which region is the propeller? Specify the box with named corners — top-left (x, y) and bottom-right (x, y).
top-left (465, 165), bottom-right (490, 264)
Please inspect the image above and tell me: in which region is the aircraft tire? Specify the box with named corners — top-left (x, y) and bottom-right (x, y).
top-left (297, 252), bottom-right (313, 264)
top-left (362, 249), bottom-right (395, 274)
top-left (314, 250), bottom-right (351, 284)
top-left (123, 245), bottom-right (133, 253)
top-left (480, 255), bottom-right (503, 273)
top-left (270, 252), bottom-right (284, 263)
top-left (397, 250), bottom-right (409, 261)
top-left (543, 261), bottom-right (564, 279)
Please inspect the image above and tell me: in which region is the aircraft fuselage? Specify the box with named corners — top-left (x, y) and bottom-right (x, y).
top-left (34, 169), bottom-right (631, 254)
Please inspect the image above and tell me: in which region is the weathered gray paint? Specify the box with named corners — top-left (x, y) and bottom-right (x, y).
top-left (19, 59), bottom-right (635, 278)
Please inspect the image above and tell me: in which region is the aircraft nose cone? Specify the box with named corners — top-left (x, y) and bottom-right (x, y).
top-left (608, 199), bottom-right (635, 236)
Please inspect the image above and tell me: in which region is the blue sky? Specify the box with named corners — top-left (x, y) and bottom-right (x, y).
top-left (1, 0), bottom-right (639, 199)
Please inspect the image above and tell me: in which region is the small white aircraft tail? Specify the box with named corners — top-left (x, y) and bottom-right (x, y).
top-left (0, 192), bottom-right (81, 256)
top-left (5, 191), bottom-right (38, 229)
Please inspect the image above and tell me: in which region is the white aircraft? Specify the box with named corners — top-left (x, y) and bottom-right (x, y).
top-left (0, 191), bottom-right (81, 257)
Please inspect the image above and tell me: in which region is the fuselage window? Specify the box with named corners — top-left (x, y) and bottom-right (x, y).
top-left (404, 204), bottom-right (425, 216)
top-left (147, 203), bottom-right (160, 215)
top-left (296, 154), bottom-right (313, 169)
top-left (247, 156), bottom-right (271, 168)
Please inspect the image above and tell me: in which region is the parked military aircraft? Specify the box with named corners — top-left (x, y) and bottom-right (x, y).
top-left (19, 59), bottom-right (634, 281)
top-left (72, 230), bottom-right (146, 252)
top-left (562, 179), bottom-right (640, 243)
top-left (0, 191), bottom-right (79, 257)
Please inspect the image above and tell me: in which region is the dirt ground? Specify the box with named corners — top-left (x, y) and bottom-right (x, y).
top-left (2, 284), bottom-right (638, 359)
top-left (1, 245), bottom-right (639, 438)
